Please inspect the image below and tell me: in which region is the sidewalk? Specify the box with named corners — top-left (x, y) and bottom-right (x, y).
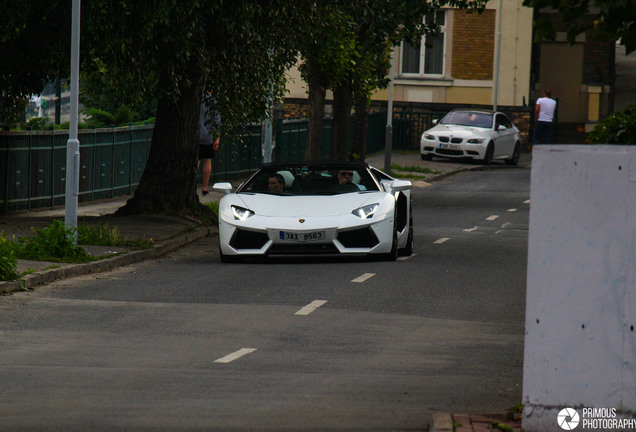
top-left (430, 412), bottom-right (523, 432)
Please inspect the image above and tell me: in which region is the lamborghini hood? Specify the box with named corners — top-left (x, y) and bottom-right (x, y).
top-left (233, 192), bottom-right (384, 217)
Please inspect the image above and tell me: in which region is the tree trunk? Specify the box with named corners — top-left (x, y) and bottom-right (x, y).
top-left (330, 75), bottom-right (353, 161)
top-left (304, 57), bottom-right (326, 161)
top-left (351, 91), bottom-right (369, 162)
top-left (116, 67), bottom-right (209, 218)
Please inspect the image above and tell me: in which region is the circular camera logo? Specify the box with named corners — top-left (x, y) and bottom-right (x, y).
top-left (558, 408), bottom-right (580, 430)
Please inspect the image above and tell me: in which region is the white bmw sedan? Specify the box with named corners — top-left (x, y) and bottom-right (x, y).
top-left (420, 109), bottom-right (521, 165)
top-left (212, 162), bottom-right (413, 262)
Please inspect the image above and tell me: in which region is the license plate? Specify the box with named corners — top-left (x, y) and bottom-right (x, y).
top-left (440, 143), bottom-right (462, 150)
top-left (279, 230), bottom-right (325, 242)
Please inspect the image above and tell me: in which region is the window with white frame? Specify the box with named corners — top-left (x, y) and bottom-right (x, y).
top-left (400, 10), bottom-right (446, 77)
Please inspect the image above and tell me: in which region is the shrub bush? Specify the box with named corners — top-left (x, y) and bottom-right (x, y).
top-left (18, 220), bottom-right (92, 263)
top-left (588, 104), bottom-right (636, 144)
top-left (0, 235), bottom-right (19, 281)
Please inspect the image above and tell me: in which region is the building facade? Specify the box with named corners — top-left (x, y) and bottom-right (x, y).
top-left (285, 1), bottom-right (534, 112)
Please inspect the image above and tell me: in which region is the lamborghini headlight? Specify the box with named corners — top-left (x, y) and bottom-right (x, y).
top-left (231, 205), bottom-right (255, 220)
top-left (352, 203), bottom-right (379, 219)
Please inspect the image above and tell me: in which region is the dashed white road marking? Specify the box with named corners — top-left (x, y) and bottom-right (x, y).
top-left (486, 215), bottom-right (500, 221)
top-left (397, 253), bottom-right (416, 261)
top-left (507, 208), bottom-right (517, 212)
top-left (351, 273), bottom-right (375, 283)
top-left (214, 348), bottom-right (258, 364)
top-left (463, 227), bottom-right (478, 232)
top-left (523, 200), bottom-right (530, 204)
top-left (295, 300), bottom-right (328, 316)
top-left (434, 237), bottom-right (450, 244)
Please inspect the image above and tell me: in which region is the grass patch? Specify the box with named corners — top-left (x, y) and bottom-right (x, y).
top-left (205, 200), bottom-right (219, 217)
top-left (0, 220), bottom-right (152, 281)
top-left (78, 222), bottom-right (150, 248)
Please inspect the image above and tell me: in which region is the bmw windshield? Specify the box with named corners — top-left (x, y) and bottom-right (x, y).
top-left (441, 111), bottom-right (493, 128)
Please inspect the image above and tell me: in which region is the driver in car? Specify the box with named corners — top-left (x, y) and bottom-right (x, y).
top-left (335, 170), bottom-right (360, 193)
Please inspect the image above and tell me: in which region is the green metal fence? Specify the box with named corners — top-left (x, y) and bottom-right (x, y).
top-left (212, 124), bottom-right (263, 181)
top-left (274, 112), bottom-right (388, 161)
top-left (1, 111), bottom-right (442, 213)
top-left (1, 125), bottom-right (153, 213)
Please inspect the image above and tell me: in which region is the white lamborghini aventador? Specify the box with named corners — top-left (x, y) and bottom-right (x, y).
top-left (212, 161), bottom-right (413, 262)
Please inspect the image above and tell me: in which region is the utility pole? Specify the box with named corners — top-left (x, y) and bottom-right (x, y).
top-left (65, 0), bottom-right (81, 242)
top-left (384, 48), bottom-right (395, 174)
top-left (492, 0), bottom-right (503, 111)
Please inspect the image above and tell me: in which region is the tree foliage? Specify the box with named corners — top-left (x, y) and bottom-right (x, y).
top-left (522, 0), bottom-right (636, 54)
top-left (0, 0), bottom-right (304, 217)
top-left (298, 0), bottom-right (487, 161)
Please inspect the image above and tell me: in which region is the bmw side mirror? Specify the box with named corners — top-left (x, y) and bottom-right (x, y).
top-left (497, 125), bottom-right (506, 131)
top-left (212, 182), bottom-right (233, 195)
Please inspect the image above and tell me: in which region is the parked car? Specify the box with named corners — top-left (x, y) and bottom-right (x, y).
top-left (212, 161), bottom-right (413, 262)
top-left (420, 109), bottom-right (521, 165)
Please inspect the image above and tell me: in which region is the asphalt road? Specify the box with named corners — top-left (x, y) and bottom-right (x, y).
top-left (0, 163), bottom-right (530, 431)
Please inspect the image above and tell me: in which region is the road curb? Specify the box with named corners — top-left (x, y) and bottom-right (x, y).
top-left (1, 225), bottom-right (214, 295)
top-left (430, 413), bottom-right (454, 431)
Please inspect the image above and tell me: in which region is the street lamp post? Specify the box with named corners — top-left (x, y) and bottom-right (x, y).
top-left (65, 0), bottom-right (81, 242)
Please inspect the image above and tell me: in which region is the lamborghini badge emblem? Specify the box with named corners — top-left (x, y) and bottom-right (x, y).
top-left (299, 219), bottom-right (305, 223)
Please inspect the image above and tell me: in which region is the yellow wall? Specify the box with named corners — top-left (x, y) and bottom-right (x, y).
top-left (446, 87), bottom-right (492, 104)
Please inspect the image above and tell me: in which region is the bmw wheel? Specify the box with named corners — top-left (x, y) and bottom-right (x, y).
top-left (482, 142), bottom-right (494, 165)
top-left (506, 142), bottom-right (520, 166)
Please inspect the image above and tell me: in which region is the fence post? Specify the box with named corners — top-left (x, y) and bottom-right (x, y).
top-left (2, 138), bottom-right (8, 214)
top-left (91, 126), bottom-right (97, 202)
top-left (27, 128), bottom-right (32, 210)
top-left (111, 124), bottom-right (116, 198)
top-left (128, 123), bottom-right (133, 194)
top-left (50, 129), bottom-right (55, 207)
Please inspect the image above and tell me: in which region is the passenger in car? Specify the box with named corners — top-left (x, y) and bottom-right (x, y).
top-left (268, 173), bottom-right (285, 193)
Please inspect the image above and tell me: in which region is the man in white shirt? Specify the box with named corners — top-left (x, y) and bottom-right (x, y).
top-left (533, 89), bottom-right (557, 144)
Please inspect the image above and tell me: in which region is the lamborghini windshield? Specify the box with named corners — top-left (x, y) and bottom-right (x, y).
top-left (238, 164), bottom-right (381, 195)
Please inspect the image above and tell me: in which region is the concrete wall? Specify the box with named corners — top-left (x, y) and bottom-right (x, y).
top-left (523, 145), bottom-right (636, 431)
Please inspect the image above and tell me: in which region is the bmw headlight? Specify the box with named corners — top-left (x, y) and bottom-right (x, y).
top-left (423, 134), bottom-right (435, 141)
top-left (231, 205), bottom-right (255, 220)
top-left (352, 203), bottom-right (379, 219)
top-left (467, 138), bottom-right (485, 144)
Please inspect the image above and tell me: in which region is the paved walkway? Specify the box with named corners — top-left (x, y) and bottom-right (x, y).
top-left (430, 412), bottom-right (523, 432)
